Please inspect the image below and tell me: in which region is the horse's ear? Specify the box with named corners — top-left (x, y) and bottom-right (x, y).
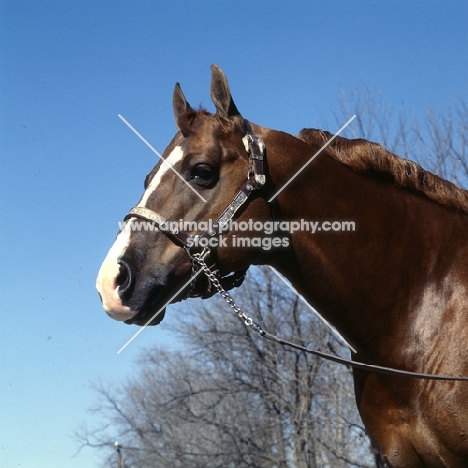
top-left (210, 64), bottom-right (241, 118)
top-left (173, 82), bottom-right (194, 129)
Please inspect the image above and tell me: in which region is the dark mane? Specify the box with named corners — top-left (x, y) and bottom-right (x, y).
top-left (299, 128), bottom-right (468, 214)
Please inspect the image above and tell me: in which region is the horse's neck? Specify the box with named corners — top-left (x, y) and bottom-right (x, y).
top-left (267, 136), bottom-right (468, 353)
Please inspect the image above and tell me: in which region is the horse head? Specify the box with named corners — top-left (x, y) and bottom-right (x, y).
top-left (96, 65), bottom-right (274, 326)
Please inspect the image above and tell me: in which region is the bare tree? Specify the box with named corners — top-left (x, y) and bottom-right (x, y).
top-left (77, 266), bottom-right (376, 467)
top-left (411, 103), bottom-right (468, 186)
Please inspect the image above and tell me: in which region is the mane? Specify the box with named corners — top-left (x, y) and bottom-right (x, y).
top-left (298, 128), bottom-right (468, 214)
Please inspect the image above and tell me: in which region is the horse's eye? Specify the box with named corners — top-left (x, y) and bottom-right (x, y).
top-left (189, 164), bottom-right (218, 187)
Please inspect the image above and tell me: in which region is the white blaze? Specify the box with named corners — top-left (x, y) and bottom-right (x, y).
top-left (96, 224), bottom-right (133, 320)
top-left (96, 145), bottom-right (184, 319)
top-left (138, 145), bottom-right (184, 207)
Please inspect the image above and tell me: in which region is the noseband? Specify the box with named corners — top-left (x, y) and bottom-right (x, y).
top-left (123, 121), bottom-right (266, 301)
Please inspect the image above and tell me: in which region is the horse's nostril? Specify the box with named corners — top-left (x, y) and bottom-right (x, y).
top-left (117, 260), bottom-right (133, 299)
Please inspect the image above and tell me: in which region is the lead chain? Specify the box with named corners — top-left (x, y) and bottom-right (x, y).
top-left (191, 253), bottom-right (264, 334)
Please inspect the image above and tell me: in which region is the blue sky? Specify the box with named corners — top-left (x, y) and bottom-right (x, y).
top-left (1, 1), bottom-right (467, 467)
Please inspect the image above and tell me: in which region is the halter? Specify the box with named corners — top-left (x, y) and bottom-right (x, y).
top-left (124, 121), bottom-right (266, 301)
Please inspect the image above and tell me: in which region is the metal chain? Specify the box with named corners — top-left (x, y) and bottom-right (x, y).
top-left (191, 252), bottom-right (265, 335)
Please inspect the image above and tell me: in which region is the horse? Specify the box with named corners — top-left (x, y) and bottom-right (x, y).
top-left (96, 65), bottom-right (468, 467)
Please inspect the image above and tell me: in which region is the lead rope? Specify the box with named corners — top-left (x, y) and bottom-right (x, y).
top-left (191, 253), bottom-right (468, 382)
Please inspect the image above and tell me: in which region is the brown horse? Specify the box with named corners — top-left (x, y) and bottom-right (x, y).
top-left (96, 65), bottom-right (468, 467)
